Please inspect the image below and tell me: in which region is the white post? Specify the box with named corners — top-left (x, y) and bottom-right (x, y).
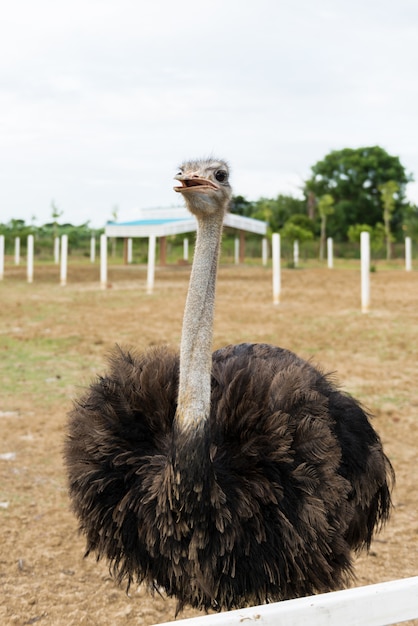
top-left (127, 237), bottom-right (133, 264)
top-left (60, 234), bottom-right (68, 286)
top-left (147, 234), bottom-right (156, 294)
top-left (183, 238), bottom-right (189, 262)
top-left (27, 234), bottom-right (34, 283)
top-left (100, 234), bottom-right (107, 290)
top-left (14, 237), bottom-right (20, 265)
top-left (360, 231), bottom-right (370, 313)
top-left (234, 237), bottom-right (239, 265)
top-left (405, 236), bottom-right (412, 271)
top-left (54, 236), bottom-right (60, 264)
top-left (90, 236), bottom-right (96, 263)
top-left (0, 235), bottom-right (4, 280)
top-left (272, 233), bottom-right (281, 305)
top-left (293, 240), bottom-right (299, 268)
top-left (327, 237), bottom-right (333, 269)
top-left (262, 237), bottom-right (268, 266)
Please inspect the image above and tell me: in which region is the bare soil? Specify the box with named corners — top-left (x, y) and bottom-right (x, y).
top-left (0, 261), bottom-right (417, 625)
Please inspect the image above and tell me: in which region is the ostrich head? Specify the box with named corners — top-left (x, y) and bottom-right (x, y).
top-left (174, 158), bottom-right (232, 217)
top-left (173, 158), bottom-right (232, 433)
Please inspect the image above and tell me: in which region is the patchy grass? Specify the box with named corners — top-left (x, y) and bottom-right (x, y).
top-left (0, 261), bottom-right (417, 625)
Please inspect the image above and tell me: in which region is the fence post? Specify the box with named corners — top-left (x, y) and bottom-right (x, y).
top-left (54, 236), bottom-right (60, 264)
top-left (60, 234), bottom-right (68, 286)
top-left (147, 235), bottom-right (156, 294)
top-left (272, 233), bottom-right (281, 305)
top-left (360, 231), bottom-right (370, 313)
top-left (100, 234), bottom-right (107, 290)
top-left (90, 236), bottom-right (96, 263)
top-left (234, 237), bottom-right (239, 265)
top-left (327, 237), bottom-right (333, 269)
top-left (405, 236), bottom-right (412, 271)
top-left (15, 236), bottom-right (20, 265)
top-left (127, 237), bottom-right (133, 264)
top-left (27, 235), bottom-right (34, 283)
top-left (0, 235), bottom-right (4, 280)
top-left (183, 238), bottom-right (189, 262)
top-left (293, 240), bottom-right (299, 267)
top-left (262, 237), bottom-right (268, 266)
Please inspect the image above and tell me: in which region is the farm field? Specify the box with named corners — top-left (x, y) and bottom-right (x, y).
top-left (0, 260), bottom-right (417, 626)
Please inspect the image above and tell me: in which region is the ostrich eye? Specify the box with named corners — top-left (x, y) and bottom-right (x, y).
top-left (214, 169), bottom-right (228, 183)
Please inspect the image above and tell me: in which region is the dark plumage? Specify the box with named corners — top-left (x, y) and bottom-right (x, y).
top-left (65, 158), bottom-right (394, 614)
top-left (66, 343), bottom-right (393, 611)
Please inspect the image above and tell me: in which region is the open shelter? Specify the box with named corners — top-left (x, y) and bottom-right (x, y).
top-left (105, 207), bottom-right (268, 291)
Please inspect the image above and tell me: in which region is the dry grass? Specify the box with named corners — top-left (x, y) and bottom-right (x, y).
top-left (0, 260), bottom-right (417, 625)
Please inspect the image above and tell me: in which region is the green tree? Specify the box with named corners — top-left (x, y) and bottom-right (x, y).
top-left (378, 180), bottom-right (398, 260)
top-left (402, 203), bottom-right (418, 238)
top-left (305, 146), bottom-right (412, 241)
top-left (347, 223), bottom-right (385, 254)
top-left (317, 194), bottom-right (334, 260)
top-left (230, 194), bottom-right (307, 233)
top-left (251, 198), bottom-right (275, 226)
top-left (285, 213), bottom-right (316, 234)
top-left (280, 221), bottom-right (314, 244)
top-left (280, 214), bottom-right (314, 264)
top-left (252, 195), bottom-right (306, 232)
top-left (51, 200), bottom-right (63, 241)
top-left (230, 195), bottom-right (254, 217)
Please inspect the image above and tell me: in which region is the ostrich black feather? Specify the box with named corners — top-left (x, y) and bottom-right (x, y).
top-left (65, 342), bottom-right (394, 612)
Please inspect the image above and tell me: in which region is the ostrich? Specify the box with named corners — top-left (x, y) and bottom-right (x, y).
top-left (65, 158), bottom-right (394, 613)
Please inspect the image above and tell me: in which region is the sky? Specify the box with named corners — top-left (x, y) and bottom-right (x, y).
top-left (1, 0), bottom-right (418, 227)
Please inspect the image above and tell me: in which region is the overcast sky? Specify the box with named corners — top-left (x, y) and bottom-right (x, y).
top-left (1, 0), bottom-right (417, 227)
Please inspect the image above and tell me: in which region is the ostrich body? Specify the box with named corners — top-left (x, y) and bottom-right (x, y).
top-left (65, 159), bottom-right (394, 612)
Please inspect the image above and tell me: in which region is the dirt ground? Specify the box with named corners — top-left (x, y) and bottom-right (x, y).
top-left (0, 260), bottom-right (417, 625)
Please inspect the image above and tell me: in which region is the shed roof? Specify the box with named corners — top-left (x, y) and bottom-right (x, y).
top-left (105, 207), bottom-right (267, 238)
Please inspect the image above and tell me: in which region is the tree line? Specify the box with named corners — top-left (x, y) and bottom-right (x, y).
top-left (0, 219), bottom-right (101, 255)
top-left (1, 146), bottom-right (417, 261)
top-left (231, 146), bottom-right (417, 259)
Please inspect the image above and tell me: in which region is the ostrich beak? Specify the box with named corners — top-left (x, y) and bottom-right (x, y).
top-left (174, 175), bottom-right (219, 193)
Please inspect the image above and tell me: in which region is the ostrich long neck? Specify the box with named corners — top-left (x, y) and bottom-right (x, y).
top-left (176, 212), bottom-right (224, 431)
